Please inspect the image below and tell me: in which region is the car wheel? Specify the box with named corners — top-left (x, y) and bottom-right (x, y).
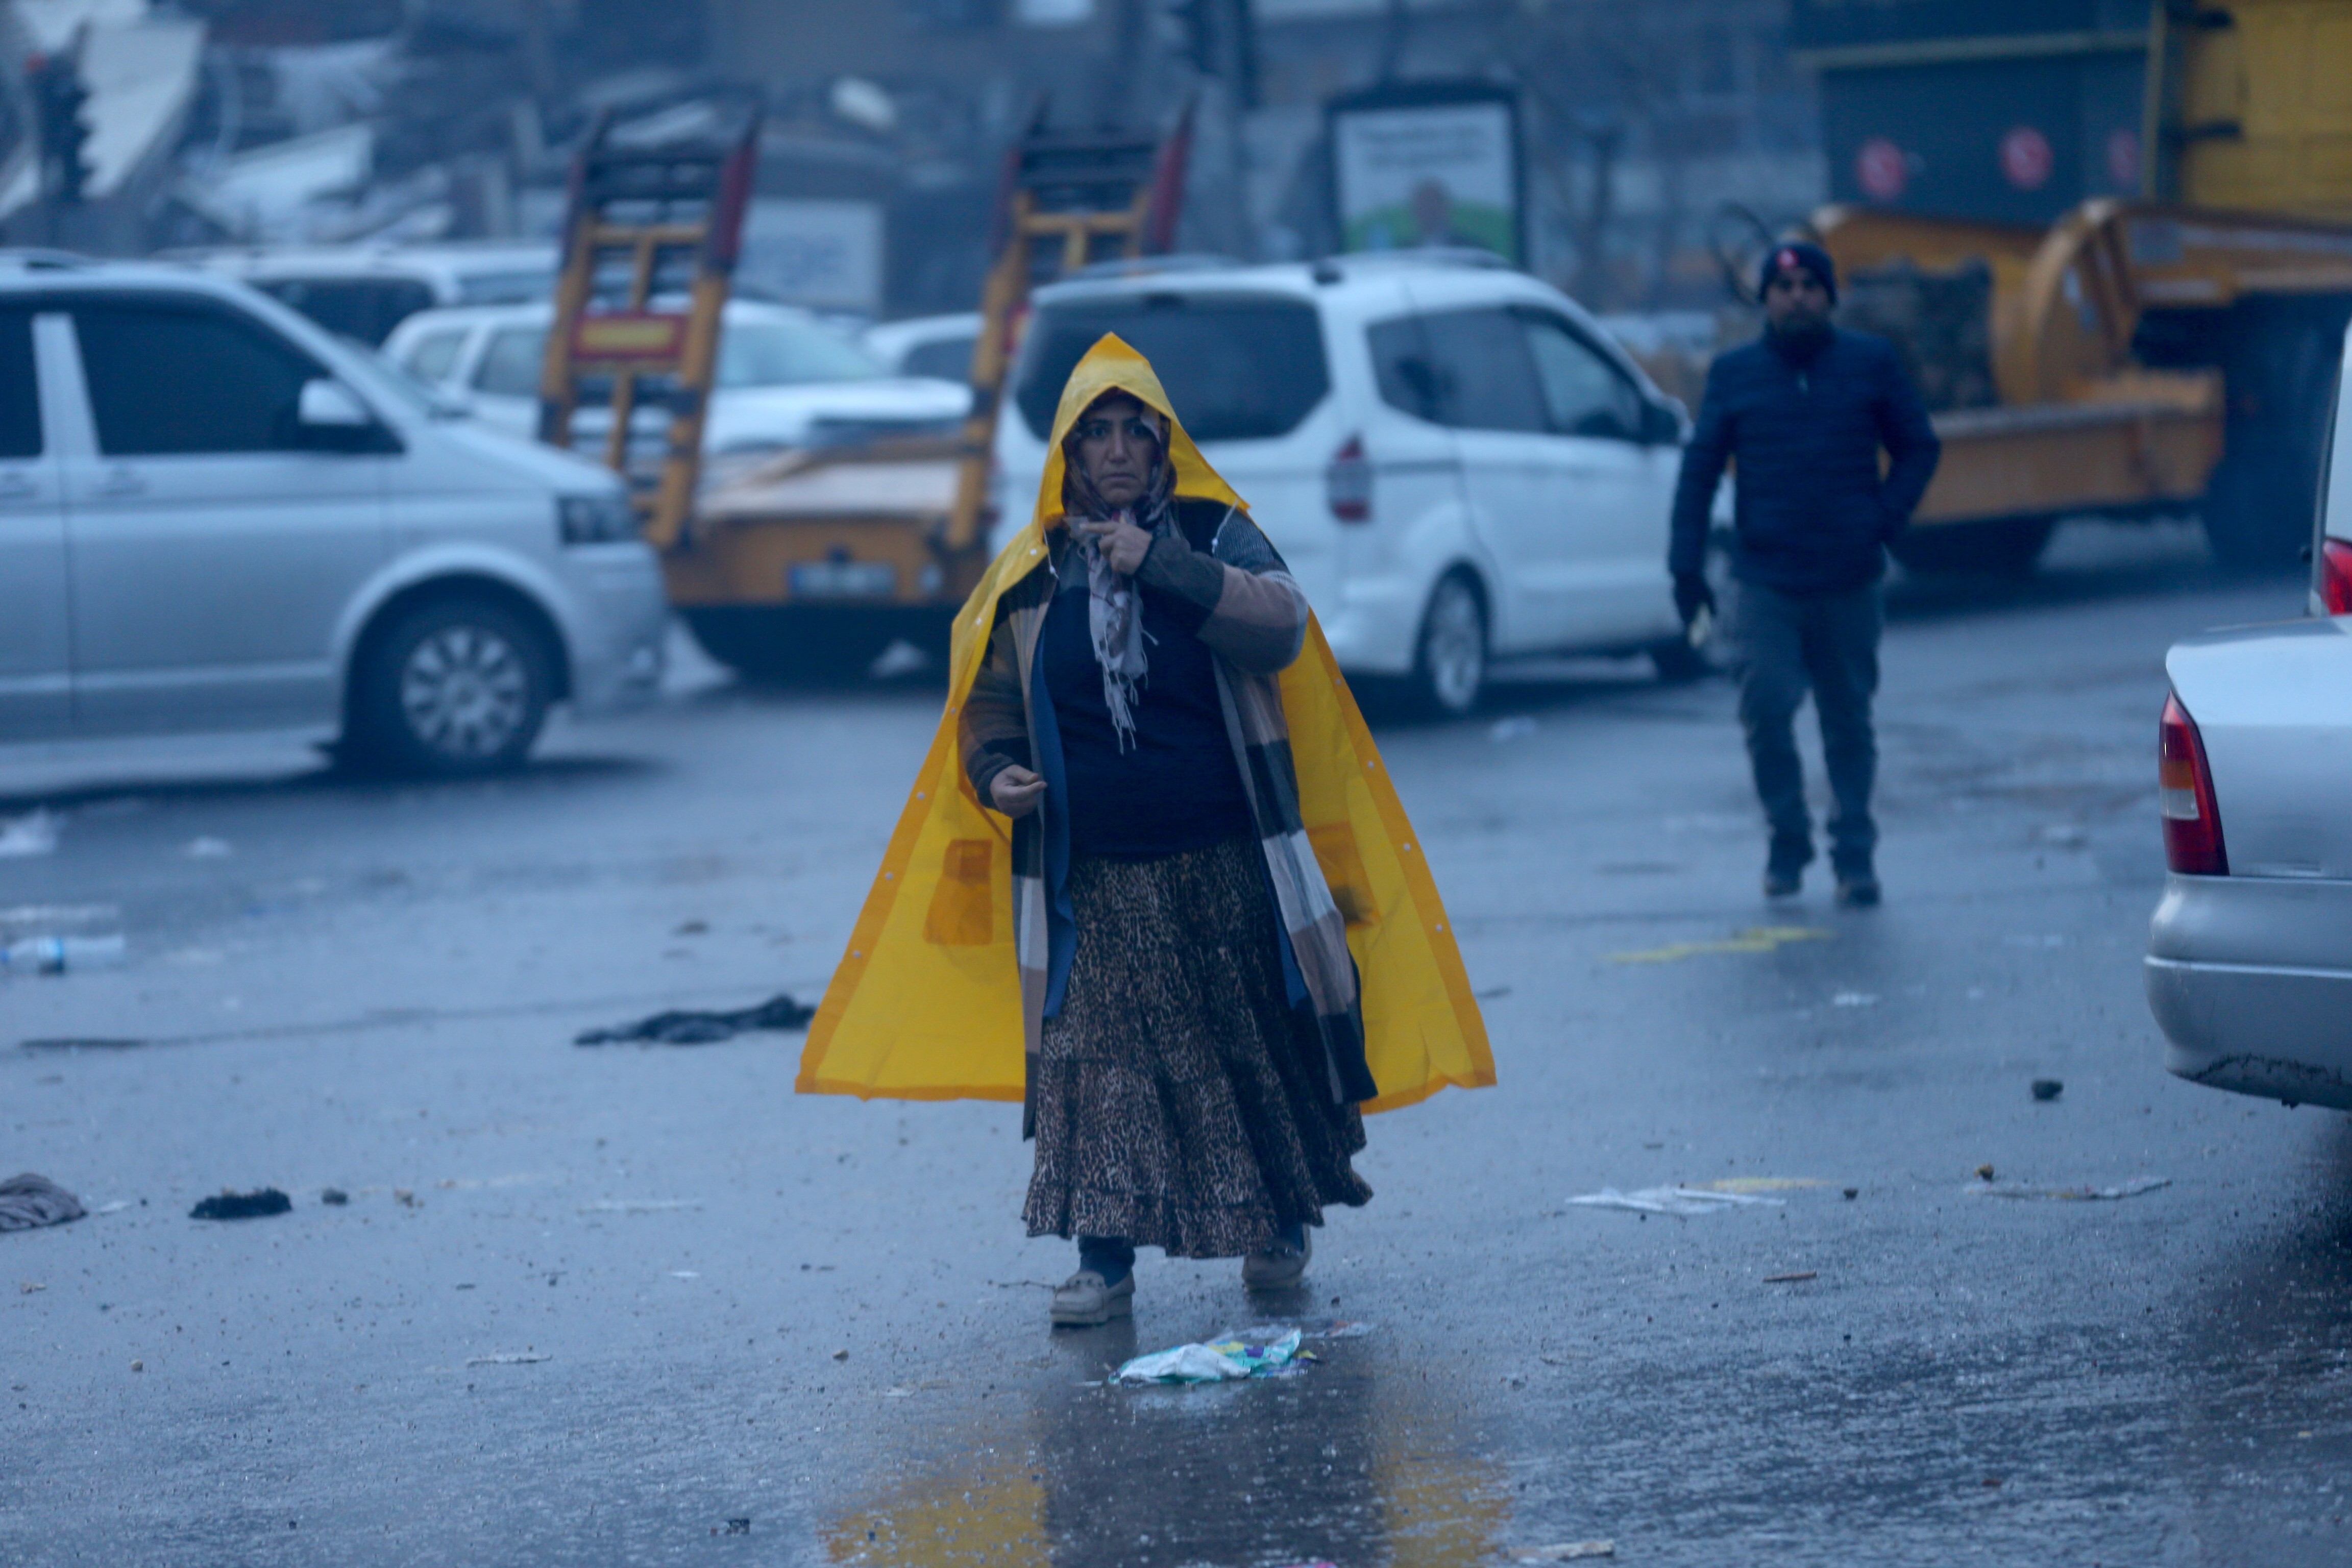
top-left (348, 597), bottom-right (553, 777)
top-left (1410, 573), bottom-right (1487, 718)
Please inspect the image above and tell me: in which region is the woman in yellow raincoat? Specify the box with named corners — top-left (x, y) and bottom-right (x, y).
top-left (800, 334), bottom-right (1493, 1327)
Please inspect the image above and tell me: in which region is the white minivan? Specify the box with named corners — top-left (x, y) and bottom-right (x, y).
top-left (0, 255), bottom-right (667, 775)
top-left (993, 254), bottom-right (1694, 714)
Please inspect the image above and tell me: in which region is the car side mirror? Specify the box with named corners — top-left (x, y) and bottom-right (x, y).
top-left (299, 379), bottom-right (371, 428)
top-left (1643, 397), bottom-right (1687, 446)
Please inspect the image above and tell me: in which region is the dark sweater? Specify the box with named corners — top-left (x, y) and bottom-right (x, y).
top-left (1669, 328), bottom-right (1942, 597)
top-left (1040, 548), bottom-right (1253, 860)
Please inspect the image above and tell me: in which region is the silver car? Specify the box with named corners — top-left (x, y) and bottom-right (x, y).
top-left (0, 254), bottom-right (667, 777)
top-left (2145, 327), bottom-right (2352, 1107)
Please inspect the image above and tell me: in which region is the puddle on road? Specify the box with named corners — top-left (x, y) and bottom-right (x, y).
top-left (821, 1324), bottom-right (1510, 1566)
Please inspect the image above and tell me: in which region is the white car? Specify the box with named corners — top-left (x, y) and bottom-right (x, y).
top-left (383, 300), bottom-right (970, 481)
top-left (0, 253), bottom-right (666, 775)
top-left (864, 311), bottom-right (981, 384)
top-left (190, 241), bottom-right (558, 346)
top-left (993, 255), bottom-right (1693, 714)
top-left (2144, 325), bottom-right (2352, 1107)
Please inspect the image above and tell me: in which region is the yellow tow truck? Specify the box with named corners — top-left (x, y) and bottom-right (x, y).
top-left (1801, 0), bottom-right (2352, 572)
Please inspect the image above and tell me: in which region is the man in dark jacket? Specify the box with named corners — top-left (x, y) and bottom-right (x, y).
top-left (1670, 241), bottom-right (1941, 905)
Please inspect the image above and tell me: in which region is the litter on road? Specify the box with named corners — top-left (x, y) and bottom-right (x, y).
top-left (1606, 927), bottom-right (1830, 964)
top-left (1966, 1176), bottom-right (2170, 1202)
top-left (1115, 1328), bottom-right (1310, 1384)
top-left (189, 1188), bottom-right (292, 1220)
top-left (1567, 1186), bottom-right (1786, 1216)
top-left (1763, 1271), bottom-right (1819, 1283)
top-left (0, 810), bottom-right (60, 857)
top-left (465, 1352), bottom-right (551, 1365)
top-left (0, 1173), bottom-right (85, 1232)
top-left (1513, 1544), bottom-right (1616, 1561)
top-left (574, 992), bottom-right (815, 1045)
top-left (2032, 1079), bottom-right (2064, 1100)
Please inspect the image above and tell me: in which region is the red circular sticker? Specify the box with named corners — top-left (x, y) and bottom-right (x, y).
top-left (2106, 127), bottom-right (2141, 191)
top-left (1856, 137), bottom-right (1906, 201)
top-left (2001, 126), bottom-right (2053, 191)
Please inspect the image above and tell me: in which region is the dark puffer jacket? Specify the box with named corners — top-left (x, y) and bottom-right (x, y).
top-left (1669, 328), bottom-right (1941, 597)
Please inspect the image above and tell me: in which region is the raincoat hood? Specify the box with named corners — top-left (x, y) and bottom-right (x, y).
top-left (798, 334), bottom-right (1493, 1112)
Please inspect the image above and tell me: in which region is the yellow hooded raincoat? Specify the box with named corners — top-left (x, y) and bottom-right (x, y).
top-left (797, 334), bottom-right (1493, 1113)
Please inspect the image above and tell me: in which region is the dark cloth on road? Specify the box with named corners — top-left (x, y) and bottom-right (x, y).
top-left (574, 993), bottom-right (815, 1045)
top-left (1670, 327), bottom-right (1941, 597)
top-left (1735, 580), bottom-right (1883, 871)
top-left (1023, 835), bottom-right (1371, 1259)
top-left (1040, 564), bottom-right (1254, 860)
top-left (0, 1172), bottom-right (84, 1231)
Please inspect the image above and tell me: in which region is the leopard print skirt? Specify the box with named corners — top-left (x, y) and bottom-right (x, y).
top-left (1022, 834), bottom-right (1373, 1259)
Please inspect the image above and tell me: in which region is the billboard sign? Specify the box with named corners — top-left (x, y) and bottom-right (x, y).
top-left (1327, 82), bottom-right (1522, 264)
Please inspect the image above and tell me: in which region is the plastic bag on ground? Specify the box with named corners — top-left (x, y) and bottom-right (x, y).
top-left (1114, 1328), bottom-right (1308, 1384)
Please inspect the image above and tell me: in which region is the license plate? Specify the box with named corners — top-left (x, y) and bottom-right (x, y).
top-left (789, 560), bottom-right (898, 599)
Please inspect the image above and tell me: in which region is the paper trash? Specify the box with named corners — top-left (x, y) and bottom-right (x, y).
top-left (1567, 1185), bottom-right (1787, 1217)
top-left (1115, 1328), bottom-right (1309, 1385)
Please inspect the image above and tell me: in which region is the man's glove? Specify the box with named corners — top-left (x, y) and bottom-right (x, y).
top-left (1673, 573), bottom-right (1717, 627)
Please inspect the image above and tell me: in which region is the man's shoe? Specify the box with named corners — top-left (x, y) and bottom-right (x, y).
top-left (1835, 873), bottom-right (1881, 909)
top-left (1242, 1227), bottom-right (1311, 1289)
top-left (1765, 836), bottom-right (1812, 899)
top-left (1049, 1268), bottom-right (1134, 1328)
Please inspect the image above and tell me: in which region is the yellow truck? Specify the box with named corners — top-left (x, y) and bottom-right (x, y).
top-left (1799, 0), bottom-right (2352, 572)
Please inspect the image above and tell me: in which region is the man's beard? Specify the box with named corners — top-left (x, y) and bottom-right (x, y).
top-left (1768, 313), bottom-right (1832, 363)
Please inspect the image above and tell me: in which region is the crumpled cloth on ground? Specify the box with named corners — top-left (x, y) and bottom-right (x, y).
top-left (0, 1172), bottom-right (85, 1231)
top-left (1115, 1328), bottom-right (1309, 1384)
top-left (575, 993), bottom-right (815, 1046)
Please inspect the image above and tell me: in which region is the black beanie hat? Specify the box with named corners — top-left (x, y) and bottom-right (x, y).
top-left (1759, 240), bottom-right (1837, 304)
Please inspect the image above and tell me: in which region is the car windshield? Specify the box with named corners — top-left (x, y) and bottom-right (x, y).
top-left (1013, 293), bottom-right (1330, 442)
top-left (455, 268), bottom-right (555, 305)
top-left (475, 326), bottom-right (547, 398)
top-left (718, 320), bottom-right (886, 387)
top-left (469, 317), bottom-right (885, 397)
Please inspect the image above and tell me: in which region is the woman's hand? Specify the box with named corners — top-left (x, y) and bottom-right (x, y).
top-left (988, 765), bottom-right (1047, 818)
top-left (1071, 516), bottom-right (1153, 576)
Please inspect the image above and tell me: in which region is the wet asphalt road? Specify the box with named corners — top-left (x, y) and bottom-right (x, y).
top-left (3, 522), bottom-right (2347, 1567)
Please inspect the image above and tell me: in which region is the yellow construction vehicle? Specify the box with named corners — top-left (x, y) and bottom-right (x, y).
top-left (1795, 1), bottom-right (2352, 572)
top-left (672, 110), bottom-right (1192, 679)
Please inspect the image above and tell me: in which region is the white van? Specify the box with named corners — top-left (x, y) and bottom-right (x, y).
top-left (0, 255), bottom-right (666, 775)
top-left (994, 255), bottom-right (1695, 714)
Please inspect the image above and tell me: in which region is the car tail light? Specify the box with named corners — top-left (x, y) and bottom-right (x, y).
top-left (2159, 692), bottom-right (2227, 875)
top-left (2322, 537), bottom-right (2352, 615)
top-left (1327, 435), bottom-right (1373, 523)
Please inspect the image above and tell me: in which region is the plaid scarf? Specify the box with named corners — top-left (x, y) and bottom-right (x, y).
top-left (1062, 428), bottom-right (1178, 752)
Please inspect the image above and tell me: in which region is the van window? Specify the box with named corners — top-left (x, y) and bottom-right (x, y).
top-left (74, 301), bottom-right (326, 455)
top-left (401, 327), bottom-right (469, 384)
top-left (0, 311), bottom-right (39, 458)
top-left (475, 326), bottom-right (547, 397)
top-left (253, 278), bottom-right (436, 346)
top-left (1520, 312), bottom-right (1645, 441)
top-left (1015, 295), bottom-right (1329, 443)
top-left (1410, 308), bottom-right (1547, 434)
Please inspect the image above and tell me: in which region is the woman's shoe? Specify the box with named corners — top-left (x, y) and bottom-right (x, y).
top-left (1242, 1227), bottom-right (1311, 1288)
top-left (1049, 1268), bottom-right (1134, 1327)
